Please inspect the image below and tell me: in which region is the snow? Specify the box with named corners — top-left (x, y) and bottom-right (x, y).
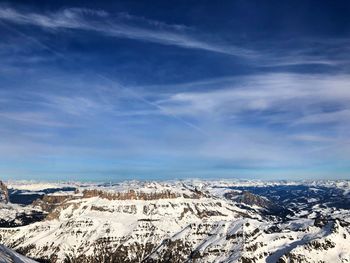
top-left (0, 179), bottom-right (350, 262)
top-left (0, 245), bottom-right (37, 263)
top-left (6, 181), bottom-right (73, 191)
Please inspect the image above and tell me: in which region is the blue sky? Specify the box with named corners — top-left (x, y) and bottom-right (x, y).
top-left (0, 0), bottom-right (350, 181)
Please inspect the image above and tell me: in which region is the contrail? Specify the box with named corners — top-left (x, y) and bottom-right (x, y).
top-left (95, 73), bottom-right (208, 135)
top-left (0, 20), bottom-right (208, 136)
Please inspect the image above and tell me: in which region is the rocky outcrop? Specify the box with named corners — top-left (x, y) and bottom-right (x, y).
top-left (0, 181), bottom-right (9, 203)
top-left (224, 190), bottom-right (272, 208)
top-left (32, 195), bottom-right (74, 213)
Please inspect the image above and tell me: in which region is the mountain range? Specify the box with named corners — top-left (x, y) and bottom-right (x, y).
top-left (0, 179), bottom-right (350, 262)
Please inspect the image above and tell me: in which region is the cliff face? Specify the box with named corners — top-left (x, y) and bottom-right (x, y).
top-left (82, 188), bottom-right (204, 200)
top-left (32, 194), bottom-right (74, 213)
top-left (82, 189), bottom-right (180, 200)
top-left (224, 190), bottom-right (272, 208)
top-left (0, 181), bottom-right (9, 203)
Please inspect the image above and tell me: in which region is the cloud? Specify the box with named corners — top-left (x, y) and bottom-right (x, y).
top-left (0, 71), bottom-right (349, 178)
top-left (294, 109), bottom-right (350, 125)
top-left (41, 95), bottom-right (111, 116)
top-left (0, 5), bottom-right (256, 58)
top-left (157, 73), bottom-right (350, 126)
top-left (1, 5), bottom-right (347, 69)
top-left (290, 134), bottom-right (336, 143)
top-left (0, 111), bottom-right (71, 127)
top-left (146, 72), bottom-right (350, 163)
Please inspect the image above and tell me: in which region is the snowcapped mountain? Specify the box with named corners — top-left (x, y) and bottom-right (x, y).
top-left (0, 180), bottom-right (350, 262)
top-left (0, 181), bottom-right (45, 228)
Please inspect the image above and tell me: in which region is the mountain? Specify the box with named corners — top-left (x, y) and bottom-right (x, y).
top-left (0, 181), bottom-right (45, 228)
top-left (0, 180), bottom-right (349, 262)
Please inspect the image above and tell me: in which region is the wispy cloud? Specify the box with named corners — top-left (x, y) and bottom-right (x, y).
top-left (0, 111), bottom-right (71, 127)
top-left (158, 73), bottom-right (350, 125)
top-left (148, 72), bottom-right (350, 161)
top-left (294, 109), bottom-right (350, 125)
top-left (0, 5), bottom-right (256, 58)
top-left (0, 71), bottom-right (349, 177)
top-left (290, 134), bottom-right (337, 143)
top-left (41, 95), bottom-right (111, 116)
top-left (1, 5), bottom-right (347, 69)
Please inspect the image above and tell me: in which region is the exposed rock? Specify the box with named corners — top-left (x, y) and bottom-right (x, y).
top-left (224, 190), bottom-right (273, 208)
top-left (32, 195), bottom-right (74, 213)
top-left (82, 189), bottom-right (181, 200)
top-left (0, 181), bottom-right (9, 203)
top-left (314, 215), bottom-right (328, 228)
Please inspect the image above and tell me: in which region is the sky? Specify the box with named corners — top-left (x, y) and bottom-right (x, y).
top-left (0, 0), bottom-right (350, 181)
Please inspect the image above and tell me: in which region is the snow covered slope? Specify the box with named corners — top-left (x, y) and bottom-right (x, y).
top-left (0, 245), bottom-right (37, 263)
top-left (0, 180), bottom-right (349, 262)
top-left (0, 184), bottom-right (250, 262)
